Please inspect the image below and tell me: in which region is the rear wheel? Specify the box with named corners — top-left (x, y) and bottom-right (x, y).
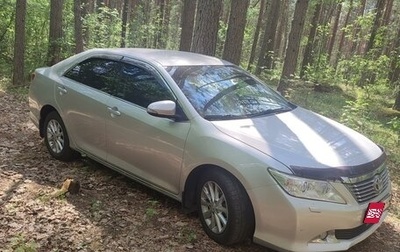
top-left (43, 111), bottom-right (78, 161)
top-left (197, 169), bottom-right (254, 245)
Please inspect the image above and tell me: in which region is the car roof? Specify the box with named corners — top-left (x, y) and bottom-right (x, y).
top-left (90, 48), bottom-right (233, 67)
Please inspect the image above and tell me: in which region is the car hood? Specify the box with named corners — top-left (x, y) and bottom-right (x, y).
top-left (211, 107), bottom-right (384, 179)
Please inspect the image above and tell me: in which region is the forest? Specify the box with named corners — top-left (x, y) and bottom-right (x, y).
top-left (0, 0), bottom-right (400, 251)
top-left (1, 0), bottom-right (399, 110)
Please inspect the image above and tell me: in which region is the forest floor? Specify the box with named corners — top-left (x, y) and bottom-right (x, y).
top-left (1, 88), bottom-right (400, 252)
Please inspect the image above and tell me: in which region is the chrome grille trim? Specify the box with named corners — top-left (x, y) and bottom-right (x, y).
top-left (343, 164), bottom-right (390, 204)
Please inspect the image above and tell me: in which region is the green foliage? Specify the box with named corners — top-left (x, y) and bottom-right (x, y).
top-left (9, 234), bottom-right (38, 252)
top-left (304, 53), bottom-right (339, 86)
top-left (25, 1), bottom-right (50, 71)
top-left (85, 7), bottom-right (122, 48)
top-left (340, 97), bottom-right (369, 132)
top-left (181, 227), bottom-right (197, 244)
top-left (145, 199), bottom-right (159, 219)
top-left (337, 54), bottom-right (390, 88)
top-left (387, 117), bottom-right (400, 132)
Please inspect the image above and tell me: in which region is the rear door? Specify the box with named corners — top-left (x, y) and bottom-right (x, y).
top-left (105, 60), bottom-right (191, 194)
top-left (57, 57), bottom-right (121, 159)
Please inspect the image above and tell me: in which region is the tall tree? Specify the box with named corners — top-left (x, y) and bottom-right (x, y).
top-left (256, 0), bottom-right (281, 74)
top-left (353, 0), bottom-right (367, 55)
top-left (275, 0), bottom-right (289, 61)
top-left (161, 0), bottom-right (172, 48)
top-left (277, 0), bottom-right (309, 94)
top-left (74, 0), bottom-right (84, 53)
top-left (327, 2), bottom-right (342, 62)
top-left (12, 0), bottom-right (26, 86)
top-left (154, 0), bottom-right (165, 48)
top-left (389, 27), bottom-right (400, 110)
top-left (48, 0), bottom-right (64, 65)
top-left (300, 3), bottom-right (322, 78)
top-left (81, 0), bottom-right (92, 46)
top-left (222, 0), bottom-right (249, 65)
top-left (381, 0), bottom-right (394, 55)
top-left (335, 0), bottom-right (353, 65)
top-left (191, 0), bottom-right (222, 56)
top-left (179, 0), bottom-right (196, 51)
top-left (247, 0), bottom-right (265, 71)
top-left (120, 0), bottom-right (130, 47)
top-left (366, 0), bottom-right (386, 53)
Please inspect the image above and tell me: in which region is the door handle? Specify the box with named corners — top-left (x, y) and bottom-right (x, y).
top-left (57, 86), bottom-right (67, 95)
top-left (107, 106), bottom-right (121, 117)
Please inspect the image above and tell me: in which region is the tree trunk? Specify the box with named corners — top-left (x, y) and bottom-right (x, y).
top-left (191, 0), bottom-right (222, 56)
top-left (161, 0), bottom-right (171, 48)
top-left (81, 0), bottom-right (91, 46)
top-left (394, 91), bottom-right (400, 111)
top-left (355, 0), bottom-right (367, 55)
top-left (327, 3), bottom-right (342, 62)
top-left (381, 0), bottom-right (394, 55)
top-left (179, 0), bottom-right (196, 51)
top-left (335, 0), bottom-right (353, 66)
top-left (216, 2), bottom-right (230, 57)
top-left (275, 0), bottom-right (289, 62)
top-left (120, 0), bottom-right (130, 47)
top-left (256, 0), bottom-right (281, 74)
top-left (48, 0), bottom-right (64, 66)
top-left (247, 0), bottom-right (265, 71)
top-left (12, 0), bottom-right (26, 86)
top-left (389, 28), bottom-right (400, 85)
top-left (222, 0), bottom-right (249, 65)
top-left (317, 3), bottom-right (336, 56)
top-left (74, 0), bottom-right (84, 53)
top-left (382, 0), bottom-right (394, 26)
top-left (300, 3), bottom-right (322, 78)
top-left (366, 0), bottom-right (386, 53)
top-left (277, 0), bottom-right (309, 94)
top-left (153, 0), bottom-right (165, 48)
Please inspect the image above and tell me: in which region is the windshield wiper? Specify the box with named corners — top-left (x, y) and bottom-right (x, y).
top-left (248, 107), bottom-right (292, 118)
top-left (203, 114), bottom-right (247, 121)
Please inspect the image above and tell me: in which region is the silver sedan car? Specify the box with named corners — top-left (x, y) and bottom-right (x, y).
top-left (29, 48), bottom-right (391, 252)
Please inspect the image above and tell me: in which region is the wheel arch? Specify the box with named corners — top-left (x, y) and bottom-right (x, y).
top-left (182, 164), bottom-right (255, 217)
top-left (39, 105), bottom-right (59, 137)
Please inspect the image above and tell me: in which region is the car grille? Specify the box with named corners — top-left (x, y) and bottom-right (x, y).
top-left (335, 224), bottom-right (373, 240)
top-left (344, 165), bottom-right (390, 204)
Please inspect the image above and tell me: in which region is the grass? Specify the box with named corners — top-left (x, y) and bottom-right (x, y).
top-left (9, 234), bottom-right (38, 252)
top-left (0, 77), bottom-right (30, 102)
top-left (145, 199), bottom-right (159, 219)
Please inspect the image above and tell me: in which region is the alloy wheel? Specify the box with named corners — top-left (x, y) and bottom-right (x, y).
top-left (46, 119), bottom-right (64, 154)
top-left (200, 181), bottom-right (229, 234)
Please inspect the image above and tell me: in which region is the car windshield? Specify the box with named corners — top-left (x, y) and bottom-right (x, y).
top-left (166, 65), bottom-right (295, 120)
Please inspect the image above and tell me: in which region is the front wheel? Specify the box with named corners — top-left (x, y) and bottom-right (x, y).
top-left (43, 111), bottom-right (78, 161)
top-left (197, 169), bottom-right (255, 245)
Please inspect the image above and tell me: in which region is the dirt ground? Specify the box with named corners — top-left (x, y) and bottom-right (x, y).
top-left (0, 90), bottom-right (399, 252)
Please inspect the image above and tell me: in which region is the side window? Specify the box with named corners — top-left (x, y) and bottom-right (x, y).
top-left (117, 63), bottom-right (174, 108)
top-left (64, 58), bottom-right (120, 94)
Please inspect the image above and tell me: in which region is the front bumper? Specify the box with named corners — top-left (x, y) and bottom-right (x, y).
top-left (249, 183), bottom-right (391, 252)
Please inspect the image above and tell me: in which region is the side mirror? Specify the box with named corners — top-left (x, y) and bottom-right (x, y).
top-left (147, 100), bottom-right (177, 119)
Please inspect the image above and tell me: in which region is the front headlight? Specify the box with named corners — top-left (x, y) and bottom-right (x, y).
top-left (269, 169), bottom-right (346, 204)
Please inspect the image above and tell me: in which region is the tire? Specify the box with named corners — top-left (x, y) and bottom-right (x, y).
top-left (197, 168), bottom-right (255, 245)
top-left (43, 111), bottom-right (78, 161)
